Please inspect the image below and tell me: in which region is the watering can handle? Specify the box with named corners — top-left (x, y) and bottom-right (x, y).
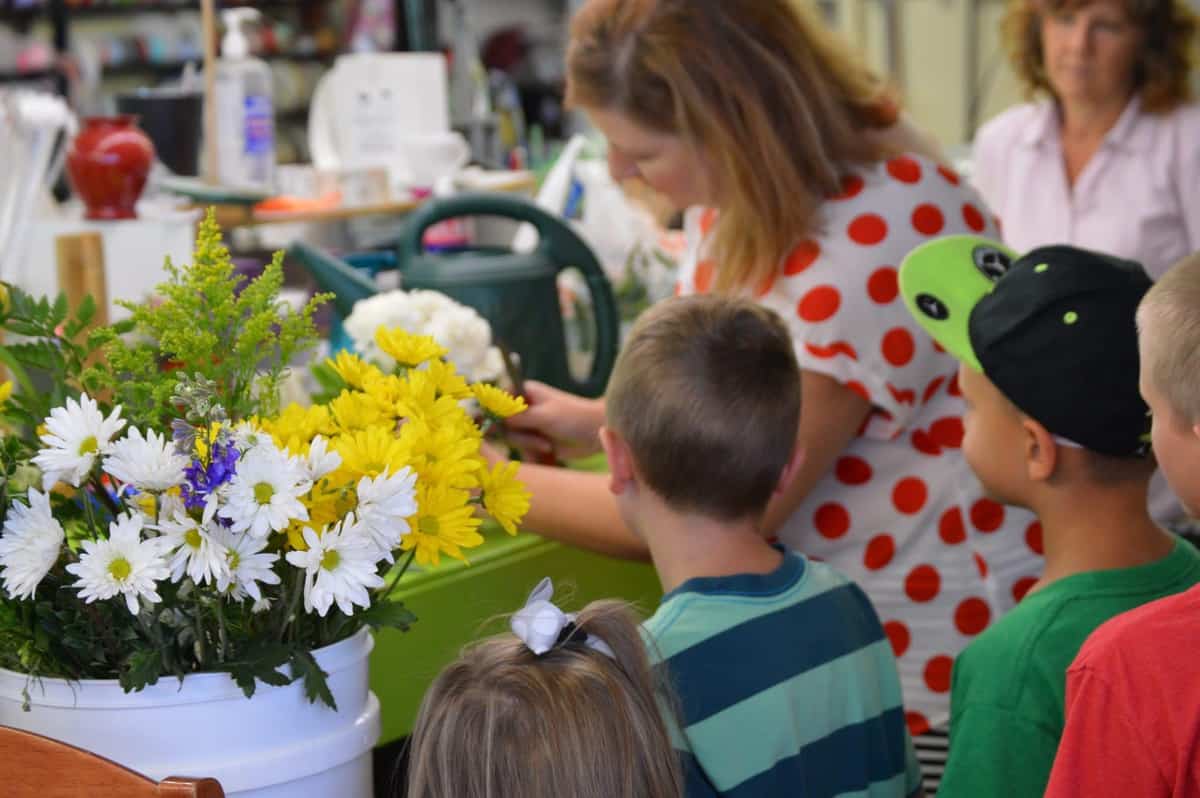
top-left (398, 192), bottom-right (619, 398)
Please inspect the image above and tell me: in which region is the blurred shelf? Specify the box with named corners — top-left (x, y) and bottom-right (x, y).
top-left (0, 66), bottom-right (59, 82)
top-left (1, 1), bottom-right (313, 18)
top-left (98, 50), bottom-right (334, 78)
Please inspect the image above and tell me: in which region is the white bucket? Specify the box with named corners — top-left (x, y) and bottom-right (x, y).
top-left (0, 628), bottom-right (380, 797)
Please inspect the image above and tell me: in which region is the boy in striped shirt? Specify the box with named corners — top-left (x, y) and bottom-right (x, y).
top-left (598, 295), bottom-right (922, 797)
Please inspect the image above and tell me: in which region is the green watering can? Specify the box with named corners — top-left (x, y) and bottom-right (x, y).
top-left (288, 192), bottom-right (620, 398)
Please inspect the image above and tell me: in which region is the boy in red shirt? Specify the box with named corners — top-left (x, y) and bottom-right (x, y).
top-left (1045, 252), bottom-right (1200, 798)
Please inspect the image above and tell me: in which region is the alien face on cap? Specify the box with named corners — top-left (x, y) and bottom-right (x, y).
top-left (898, 236), bottom-right (1018, 372)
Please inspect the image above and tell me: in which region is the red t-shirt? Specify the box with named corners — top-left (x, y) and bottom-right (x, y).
top-left (1045, 582), bottom-right (1200, 797)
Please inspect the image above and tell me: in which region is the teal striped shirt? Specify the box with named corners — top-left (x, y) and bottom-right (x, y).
top-left (644, 548), bottom-right (921, 797)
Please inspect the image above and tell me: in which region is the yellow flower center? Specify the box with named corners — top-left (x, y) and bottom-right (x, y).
top-left (228, 551), bottom-right (241, 570)
top-left (185, 528), bottom-right (202, 549)
top-left (253, 482), bottom-right (275, 505)
top-left (320, 549), bottom-right (340, 571)
top-left (365, 462), bottom-right (386, 476)
top-left (78, 436), bottom-right (99, 456)
top-left (419, 516), bottom-right (440, 536)
top-left (108, 556), bottom-right (132, 581)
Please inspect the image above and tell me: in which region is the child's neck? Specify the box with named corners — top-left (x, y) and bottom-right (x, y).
top-left (634, 499), bottom-right (783, 595)
top-left (1029, 481), bottom-right (1175, 591)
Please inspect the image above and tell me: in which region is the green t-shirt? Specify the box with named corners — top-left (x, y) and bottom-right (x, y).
top-left (938, 537), bottom-right (1200, 798)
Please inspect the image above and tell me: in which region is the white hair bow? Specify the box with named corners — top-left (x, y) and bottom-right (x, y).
top-left (510, 578), bottom-right (616, 660)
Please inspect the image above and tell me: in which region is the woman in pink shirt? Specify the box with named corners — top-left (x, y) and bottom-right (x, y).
top-left (972, 0), bottom-right (1199, 279)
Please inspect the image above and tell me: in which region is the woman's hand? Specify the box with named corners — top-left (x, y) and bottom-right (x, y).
top-left (505, 380), bottom-right (607, 461)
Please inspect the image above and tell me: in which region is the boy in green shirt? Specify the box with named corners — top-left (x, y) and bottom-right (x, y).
top-left (898, 238), bottom-right (1200, 797)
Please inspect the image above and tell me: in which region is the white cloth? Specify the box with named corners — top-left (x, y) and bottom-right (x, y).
top-left (676, 154), bottom-right (1042, 734)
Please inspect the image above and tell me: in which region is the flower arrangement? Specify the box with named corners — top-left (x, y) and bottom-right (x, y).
top-left (342, 289), bottom-right (506, 384)
top-left (0, 212), bottom-right (530, 708)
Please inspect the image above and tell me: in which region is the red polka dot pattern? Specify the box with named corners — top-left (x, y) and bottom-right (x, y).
top-left (971, 499), bottom-right (1006, 533)
top-left (835, 456), bottom-right (873, 485)
top-left (939, 507), bottom-right (966, 544)
top-left (1026, 522), bottom-right (1044, 555)
top-left (805, 341), bottom-right (859, 360)
top-left (1013, 577), bottom-right (1038, 603)
top-left (911, 430), bottom-right (941, 457)
top-left (912, 204), bottom-right (946, 236)
top-left (755, 271), bottom-right (777, 298)
top-left (868, 267), bottom-right (899, 304)
top-left (695, 260), bottom-right (715, 293)
top-left (830, 174), bottom-right (865, 201)
top-left (930, 417), bottom-right (964, 449)
top-left (905, 564), bottom-right (941, 602)
top-left (882, 328), bottom-right (916, 366)
top-left (923, 376), bottom-right (946, 404)
top-left (937, 165), bottom-right (961, 185)
top-left (924, 655), bottom-right (954, 693)
top-left (948, 372), bottom-right (962, 397)
top-left (845, 381), bottom-right (871, 403)
top-left (974, 553), bottom-right (989, 579)
top-left (798, 285), bottom-right (842, 322)
top-left (907, 712), bottom-right (931, 737)
top-left (893, 477), bottom-right (928, 515)
top-left (954, 597), bottom-right (991, 636)
top-left (785, 240), bottom-right (821, 275)
top-left (864, 534), bottom-right (896, 570)
top-left (887, 156), bottom-right (923, 184)
top-left (962, 203), bottom-right (986, 232)
top-left (885, 621), bottom-right (911, 658)
top-left (815, 503), bottom-right (851, 539)
top-left (699, 207), bottom-right (718, 235)
top-left (848, 214), bottom-right (888, 246)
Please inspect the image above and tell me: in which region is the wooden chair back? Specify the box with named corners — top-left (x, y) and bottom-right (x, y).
top-left (0, 725), bottom-right (225, 797)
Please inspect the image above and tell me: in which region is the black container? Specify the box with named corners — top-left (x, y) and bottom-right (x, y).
top-left (116, 88), bottom-right (203, 176)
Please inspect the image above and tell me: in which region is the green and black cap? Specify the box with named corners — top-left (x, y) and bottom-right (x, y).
top-left (899, 236), bottom-right (1152, 458)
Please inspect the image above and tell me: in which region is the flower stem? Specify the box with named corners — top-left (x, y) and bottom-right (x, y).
top-left (193, 595), bottom-right (208, 668)
top-left (277, 571), bottom-right (305, 643)
top-left (214, 598), bottom-right (229, 662)
top-left (377, 547), bottom-right (417, 605)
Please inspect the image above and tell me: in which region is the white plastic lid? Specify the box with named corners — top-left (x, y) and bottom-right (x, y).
top-left (221, 8), bottom-right (259, 59)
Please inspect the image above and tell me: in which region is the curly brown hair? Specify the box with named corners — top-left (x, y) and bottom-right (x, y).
top-left (1002, 0), bottom-right (1198, 113)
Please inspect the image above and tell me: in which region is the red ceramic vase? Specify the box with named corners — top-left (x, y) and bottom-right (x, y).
top-left (66, 115), bottom-right (155, 220)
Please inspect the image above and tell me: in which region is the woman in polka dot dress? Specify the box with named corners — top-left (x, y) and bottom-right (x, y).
top-left (501, 0), bottom-right (1044, 788)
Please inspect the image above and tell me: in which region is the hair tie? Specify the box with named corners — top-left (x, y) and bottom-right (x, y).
top-left (511, 578), bottom-right (616, 660)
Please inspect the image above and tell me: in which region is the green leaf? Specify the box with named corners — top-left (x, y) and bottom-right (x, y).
top-left (359, 601), bottom-right (417, 633)
top-left (227, 640), bottom-right (294, 699)
top-left (119, 647), bottom-right (163, 693)
top-left (290, 649), bottom-right (337, 711)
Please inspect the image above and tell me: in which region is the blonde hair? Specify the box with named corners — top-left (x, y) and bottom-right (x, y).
top-left (1137, 253), bottom-right (1200, 423)
top-left (404, 600), bottom-right (683, 798)
top-left (1001, 0), bottom-right (1197, 113)
top-left (566, 0), bottom-right (897, 292)
top-left (606, 295), bottom-right (801, 521)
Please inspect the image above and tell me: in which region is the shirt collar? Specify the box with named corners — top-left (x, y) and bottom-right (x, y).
top-left (1019, 95), bottom-right (1151, 153)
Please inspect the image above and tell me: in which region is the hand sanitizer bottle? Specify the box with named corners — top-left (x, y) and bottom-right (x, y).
top-left (214, 8), bottom-right (276, 190)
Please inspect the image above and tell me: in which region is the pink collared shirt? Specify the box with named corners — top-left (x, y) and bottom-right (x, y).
top-left (972, 97), bottom-right (1200, 278)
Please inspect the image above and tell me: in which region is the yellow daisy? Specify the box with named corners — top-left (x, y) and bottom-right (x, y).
top-left (400, 483), bottom-right (483, 566)
top-left (329, 350), bottom-right (382, 390)
top-left (335, 427), bottom-right (412, 480)
top-left (478, 461), bottom-right (531, 536)
top-left (401, 418), bottom-right (483, 491)
top-left (471, 383), bottom-right (528, 419)
top-left (396, 369), bottom-right (469, 429)
top-left (422, 359), bottom-right (471, 400)
top-left (263, 403), bottom-right (335, 445)
top-left (0, 380), bottom-right (12, 408)
top-left (360, 372), bottom-right (408, 410)
top-left (330, 390), bottom-right (388, 432)
top-left (375, 327), bottom-right (447, 367)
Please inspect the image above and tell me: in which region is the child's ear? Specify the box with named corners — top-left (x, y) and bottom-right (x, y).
top-left (1023, 417), bottom-right (1058, 482)
top-left (773, 445), bottom-right (806, 496)
top-left (598, 426), bottom-right (636, 496)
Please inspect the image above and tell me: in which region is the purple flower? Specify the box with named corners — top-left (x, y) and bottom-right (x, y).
top-left (180, 441), bottom-right (241, 512)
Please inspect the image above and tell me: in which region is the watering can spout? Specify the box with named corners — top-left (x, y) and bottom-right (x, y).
top-left (287, 241), bottom-right (379, 319)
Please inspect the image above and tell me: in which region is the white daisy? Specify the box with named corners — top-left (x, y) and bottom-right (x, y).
top-left (33, 394), bottom-right (126, 489)
top-left (157, 512), bottom-right (228, 586)
top-left (304, 435), bottom-right (342, 482)
top-left (285, 521), bottom-right (385, 617)
top-left (229, 421), bottom-right (268, 452)
top-left (66, 513), bottom-right (170, 615)
top-left (211, 526), bottom-right (280, 602)
top-left (354, 467), bottom-right (418, 561)
top-left (103, 427), bottom-right (189, 493)
top-left (220, 443), bottom-right (311, 539)
top-left (0, 488), bottom-right (65, 599)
